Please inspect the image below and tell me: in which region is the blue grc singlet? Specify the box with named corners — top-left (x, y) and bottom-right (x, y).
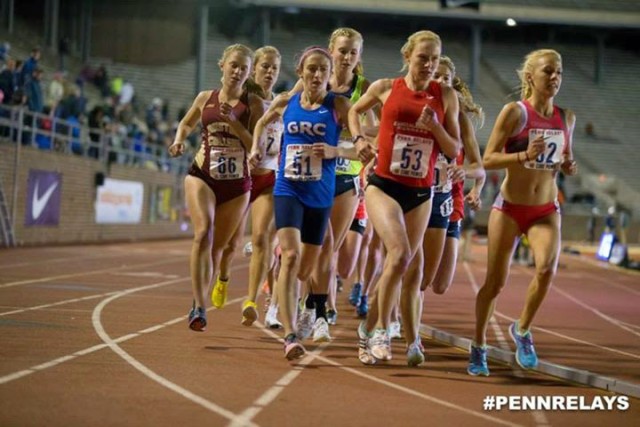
top-left (274, 92), bottom-right (342, 208)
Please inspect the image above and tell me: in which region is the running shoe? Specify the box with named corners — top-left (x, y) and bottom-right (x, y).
top-left (296, 308), bottom-right (316, 340)
top-left (406, 341), bottom-right (425, 367)
top-left (284, 333), bottom-right (306, 360)
top-left (243, 241), bottom-right (253, 257)
top-left (356, 295), bottom-right (368, 318)
top-left (509, 321), bottom-right (539, 369)
top-left (312, 317), bottom-right (332, 343)
top-left (265, 304), bottom-right (283, 329)
top-left (357, 321), bottom-right (377, 365)
top-left (348, 282), bottom-right (362, 306)
top-left (188, 303), bottom-right (207, 332)
top-left (241, 300), bottom-right (258, 327)
top-left (326, 309), bottom-right (338, 326)
top-left (370, 328), bottom-right (392, 361)
top-left (388, 320), bottom-right (402, 340)
top-left (467, 344), bottom-right (490, 376)
top-left (263, 293), bottom-right (272, 314)
top-left (211, 276), bottom-right (228, 308)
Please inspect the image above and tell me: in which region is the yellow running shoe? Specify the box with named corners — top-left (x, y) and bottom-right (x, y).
top-left (241, 300), bottom-right (258, 327)
top-left (211, 276), bottom-right (228, 308)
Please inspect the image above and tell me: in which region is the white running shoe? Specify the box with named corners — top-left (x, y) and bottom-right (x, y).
top-left (243, 242), bottom-right (253, 258)
top-left (357, 321), bottom-right (377, 365)
top-left (389, 321), bottom-right (402, 340)
top-left (312, 317), bottom-right (332, 342)
top-left (265, 305), bottom-right (283, 329)
top-left (370, 328), bottom-right (392, 361)
top-left (296, 308), bottom-right (316, 340)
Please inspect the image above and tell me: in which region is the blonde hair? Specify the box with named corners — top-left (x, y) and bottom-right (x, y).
top-left (328, 27), bottom-right (364, 75)
top-left (218, 43), bottom-right (253, 68)
top-left (400, 30), bottom-right (441, 72)
top-left (439, 56), bottom-right (484, 128)
top-left (245, 46), bottom-right (281, 98)
top-left (517, 48), bottom-right (562, 100)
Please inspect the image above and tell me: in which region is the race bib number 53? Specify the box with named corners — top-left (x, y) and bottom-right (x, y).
top-left (390, 134), bottom-right (433, 178)
top-left (524, 129), bottom-right (564, 170)
top-left (284, 144), bottom-right (322, 181)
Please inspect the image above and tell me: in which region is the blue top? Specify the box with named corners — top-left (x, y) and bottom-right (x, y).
top-left (274, 92), bottom-right (342, 208)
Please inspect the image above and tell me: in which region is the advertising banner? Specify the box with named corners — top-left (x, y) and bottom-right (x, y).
top-left (95, 178), bottom-right (144, 224)
top-left (25, 170), bottom-right (62, 226)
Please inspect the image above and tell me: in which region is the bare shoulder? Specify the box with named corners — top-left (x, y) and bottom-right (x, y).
top-left (369, 78), bottom-right (394, 94)
top-left (500, 101), bottom-right (523, 121)
top-left (564, 108), bottom-right (577, 128)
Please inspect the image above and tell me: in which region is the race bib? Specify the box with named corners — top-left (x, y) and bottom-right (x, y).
top-left (390, 133), bottom-right (433, 178)
top-left (258, 122), bottom-right (283, 170)
top-left (284, 144), bottom-right (321, 181)
top-left (433, 153), bottom-right (452, 193)
top-left (265, 123), bottom-right (283, 156)
top-left (209, 147), bottom-right (245, 180)
top-left (439, 195), bottom-right (454, 218)
top-left (335, 140), bottom-right (353, 173)
top-left (524, 129), bottom-right (564, 170)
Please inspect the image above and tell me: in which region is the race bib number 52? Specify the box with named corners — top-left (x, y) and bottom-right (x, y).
top-left (390, 134), bottom-right (433, 178)
top-left (524, 129), bottom-right (564, 170)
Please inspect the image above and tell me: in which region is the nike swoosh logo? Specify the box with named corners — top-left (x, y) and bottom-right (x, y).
top-left (32, 180), bottom-right (59, 220)
top-left (407, 142), bottom-right (421, 147)
top-left (319, 109), bottom-right (329, 114)
top-left (417, 193), bottom-right (429, 197)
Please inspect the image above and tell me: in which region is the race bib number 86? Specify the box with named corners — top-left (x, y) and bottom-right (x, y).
top-left (210, 147), bottom-right (244, 180)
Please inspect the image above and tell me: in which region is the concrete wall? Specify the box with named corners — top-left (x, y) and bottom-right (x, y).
top-left (0, 144), bottom-right (188, 246)
top-left (91, 1), bottom-right (197, 65)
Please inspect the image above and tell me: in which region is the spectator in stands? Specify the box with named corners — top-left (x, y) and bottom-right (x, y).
top-left (21, 47), bottom-right (41, 85)
top-left (118, 78), bottom-right (134, 110)
top-left (0, 58), bottom-right (17, 104)
top-left (14, 60), bottom-right (25, 90)
top-left (88, 105), bottom-right (106, 158)
top-left (93, 64), bottom-right (110, 97)
top-left (0, 42), bottom-right (10, 62)
top-left (58, 36), bottom-right (70, 72)
top-left (60, 85), bottom-right (86, 119)
top-left (47, 72), bottom-right (65, 116)
top-left (468, 49), bottom-right (578, 377)
top-left (24, 68), bottom-right (44, 113)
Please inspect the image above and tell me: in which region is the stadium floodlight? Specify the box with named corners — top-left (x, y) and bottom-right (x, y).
top-left (506, 18), bottom-right (517, 27)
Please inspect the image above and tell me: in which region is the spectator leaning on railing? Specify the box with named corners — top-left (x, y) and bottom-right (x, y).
top-left (24, 68), bottom-right (44, 113)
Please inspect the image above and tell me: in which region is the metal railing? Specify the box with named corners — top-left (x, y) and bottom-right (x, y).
top-left (0, 104), bottom-right (193, 175)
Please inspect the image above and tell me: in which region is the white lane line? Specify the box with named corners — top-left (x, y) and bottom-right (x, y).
top-left (551, 285), bottom-right (640, 338)
top-left (237, 322), bottom-right (522, 427)
top-left (0, 291), bottom-right (120, 317)
top-left (513, 264), bottom-right (640, 337)
top-left (228, 323), bottom-right (331, 427)
top-left (463, 262), bottom-right (550, 427)
top-left (0, 279), bottom-right (246, 386)
top-left (92, 263), bottom-right (256, 426)
top-left (0, 252), bottom-right (137, 270)
top-left (0, 257), bottom-right (183, 289)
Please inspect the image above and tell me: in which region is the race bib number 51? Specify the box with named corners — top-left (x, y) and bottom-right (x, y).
top-left (284, 144), bottom-right (322, 181)
top-left (390, 134), bottom-right (433, 178)
top-left (524, 129), bottom-right (564, 170)
top-left (210, 147), bottom-right (244, 180)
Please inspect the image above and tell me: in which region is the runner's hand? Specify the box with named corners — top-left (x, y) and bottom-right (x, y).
top-left (168, 140), bottom-right (185, 157)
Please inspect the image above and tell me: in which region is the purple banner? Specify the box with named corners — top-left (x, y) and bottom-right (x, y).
top-left (25, 170), bottom-right (62, 226)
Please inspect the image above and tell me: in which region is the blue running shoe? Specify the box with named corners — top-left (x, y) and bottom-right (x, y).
top-left (509, 322), bottom-right (538, 369)
top-left (357, 295), bottom-right (368, 318)
top-left (349, 282), bottom-right (362, 306)
top-left (467, 344), bottom-right (489, 376)
top-left (188, 303), bottom-right (207, 332)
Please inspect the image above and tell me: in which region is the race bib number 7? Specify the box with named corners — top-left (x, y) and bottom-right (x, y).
top-left (209, 147), bottom-right (245, 180)
top-left (284, 144), bottom-right (322, 181)
top-left (524, 129), bottom-right (564, 170)
top-left (390, 134), bottom-right (433, 178)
